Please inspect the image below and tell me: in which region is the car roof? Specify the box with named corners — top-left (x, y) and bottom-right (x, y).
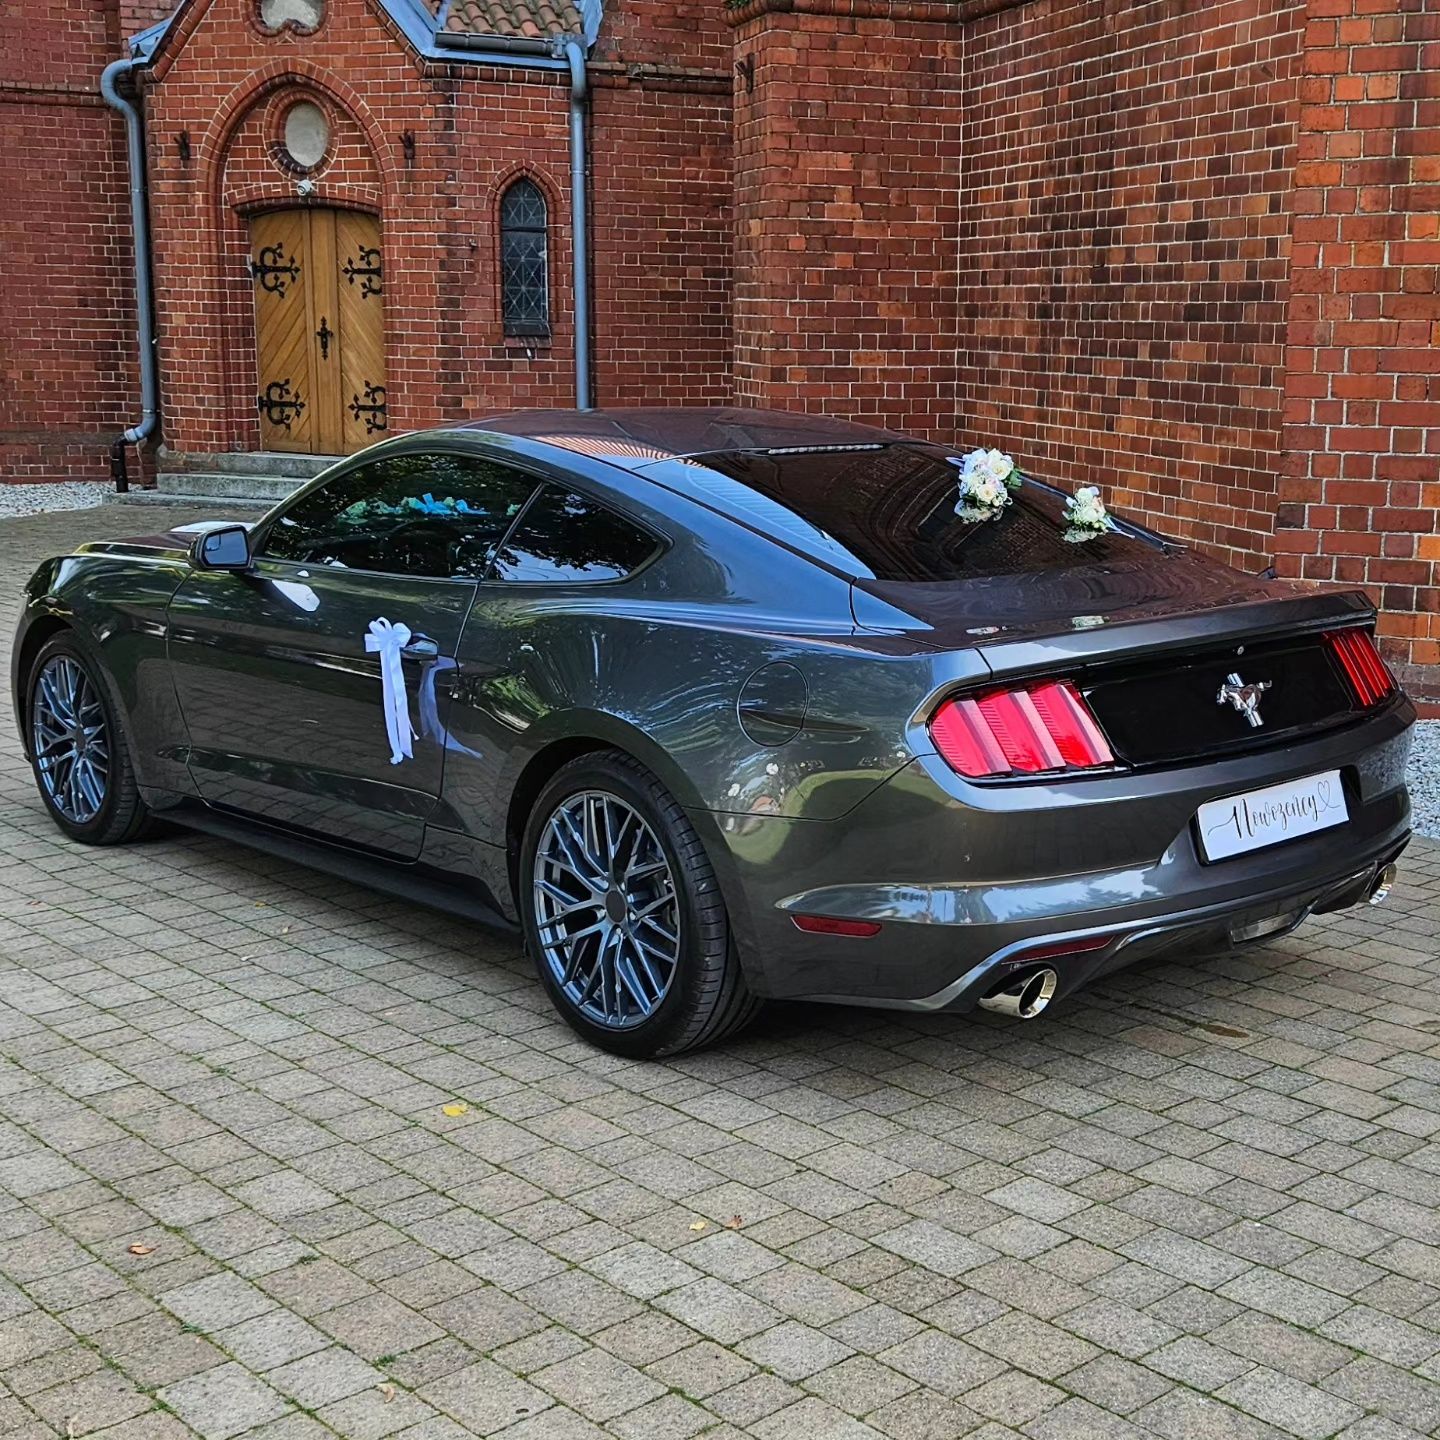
top-left (459, 406), bottom-right (909, 470)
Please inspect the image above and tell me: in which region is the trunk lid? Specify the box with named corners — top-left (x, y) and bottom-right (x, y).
top-left (850, 534), bottom-right (1380, 768)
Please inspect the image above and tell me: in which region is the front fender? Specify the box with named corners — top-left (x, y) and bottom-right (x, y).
top-left (11, 560), bottom-right (70, 753)
top-left (10, 552), bottom-right (196, 795)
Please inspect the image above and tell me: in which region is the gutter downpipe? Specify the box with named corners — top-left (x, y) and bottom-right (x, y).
top-left (100, 55), bottom-right (158, 494)
top-left (558, 37), bottom-right (593, 411)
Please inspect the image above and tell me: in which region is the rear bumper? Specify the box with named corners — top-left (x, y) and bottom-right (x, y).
top-left (859, 835), bottom-right (1407, 1012)
top-left (694, 699), bottom-right (1414, 1009)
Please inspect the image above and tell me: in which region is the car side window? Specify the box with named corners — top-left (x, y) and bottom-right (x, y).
top-left (260, 452), bottom-right (539, 579)
top-left (488, 486), bottom-right (659, 584)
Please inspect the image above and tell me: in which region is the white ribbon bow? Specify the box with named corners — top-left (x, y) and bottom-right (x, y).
top-left (364, 617), bottom-right (416, 765)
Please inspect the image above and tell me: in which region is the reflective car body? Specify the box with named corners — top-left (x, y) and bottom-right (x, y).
top-left (13, 408), bottom-right (1413, 1017)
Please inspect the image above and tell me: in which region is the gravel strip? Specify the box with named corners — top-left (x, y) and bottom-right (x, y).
top-left (1407, 718), bottom-right (1439, 840)
top-left (0, 481), bottom-right (112, 520)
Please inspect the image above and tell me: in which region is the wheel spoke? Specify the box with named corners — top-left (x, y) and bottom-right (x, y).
top-left (633, 928), bottom-right (677, 969)
top-left (38, 670), bottom-right (70, 726)
top-left (544, 916), bottom-right (608, 951)
top-left (39, 747), bottom-right (76, 782)
top-left (622, 933), bottom-right (664, 1001)
top-left (34, 729), bottom-right (72, 760)
top-left (74, 760), bottom-right (100, 814)
top-left (637, 914), bottom-right (679, 950)
top-left (64, 765), bottom-right (83, 818)
top-left (614, 947), bottom-right (651, 1013)
top-left (536, 877), bottom-right (600, 918)
top-left (574, 929), bottom-right (608, 1002)
top-left (630, 889), bottom-right (675, 923)
top-left (553, 811), bottom-right (605, 889)
top-left (623, 856), bottom-right (669, 885)
top-left (592, 925), bottom-right (614, 1020)
top-left (62, 660), bottom-right (82, 716)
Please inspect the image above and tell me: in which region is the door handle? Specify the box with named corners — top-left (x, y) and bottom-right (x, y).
top-left (400, 637), bottom-right (439, 660)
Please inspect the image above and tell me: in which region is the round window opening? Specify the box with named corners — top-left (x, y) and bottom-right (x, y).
top-left (283, 102), bottom-right (329, 171)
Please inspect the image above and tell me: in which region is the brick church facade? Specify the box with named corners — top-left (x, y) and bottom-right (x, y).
top-left (3, 0), bottom-right (1438, 691)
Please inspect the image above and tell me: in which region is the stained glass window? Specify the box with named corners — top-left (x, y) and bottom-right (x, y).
top-left (500, 179), bottom-right (550, 337)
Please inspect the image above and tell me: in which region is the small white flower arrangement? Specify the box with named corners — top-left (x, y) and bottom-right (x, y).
top-left (951, 448), bottom-right (1025, 523)
top-left (1062, 485), bottom-right (1116, 543)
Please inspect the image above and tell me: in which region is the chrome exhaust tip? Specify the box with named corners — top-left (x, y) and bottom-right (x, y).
top-left (978, 967), bottom-right (1059, 1020)
top-left (1368, 863), bottom-right (1398, 906)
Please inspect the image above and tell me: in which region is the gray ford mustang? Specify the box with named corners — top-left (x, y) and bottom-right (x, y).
top-left (13, 408), bottom-right (1414, 1056)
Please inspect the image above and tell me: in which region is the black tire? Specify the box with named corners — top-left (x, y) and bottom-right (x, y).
top-left (26, 633), bottom-right (153, 846)
top-left (519, 751), bottom-right (761, 1058)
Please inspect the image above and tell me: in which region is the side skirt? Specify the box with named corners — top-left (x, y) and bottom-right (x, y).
top-left (158, 798), bottom-right (519, 934)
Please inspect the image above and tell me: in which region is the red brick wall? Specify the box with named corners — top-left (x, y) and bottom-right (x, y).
top-left (591, 72), bottom-right (733, 407)
top-left (727, 0), bottom-right (962, 440)
top-left (1279, 0), bottom-right (1440, 691)
top-left (955, 0), bottom-right (1307, 572)
top-left (141, 0), bottom-right (733, 458)
top-left (0, 0), bottom-right (136, 483)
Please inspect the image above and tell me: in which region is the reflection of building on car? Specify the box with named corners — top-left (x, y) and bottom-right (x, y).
top-left (13, 408), bottom-right (1414, 1059)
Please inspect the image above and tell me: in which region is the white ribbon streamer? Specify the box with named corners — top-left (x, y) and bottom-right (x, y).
top-left (364, 617), bottom-right (416, 765)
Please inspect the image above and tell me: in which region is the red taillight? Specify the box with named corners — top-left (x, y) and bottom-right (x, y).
top-left (1325, 629), bottom-right (1396, 709)
top-left (930, 680), bottom-right (1114, 778)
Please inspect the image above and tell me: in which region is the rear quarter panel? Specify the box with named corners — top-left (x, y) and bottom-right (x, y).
top-left (437, 468), bottom-right (990, 845)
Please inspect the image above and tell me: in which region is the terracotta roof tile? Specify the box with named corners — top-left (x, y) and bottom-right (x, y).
top-left (440, 0), bottom-right (583, 39)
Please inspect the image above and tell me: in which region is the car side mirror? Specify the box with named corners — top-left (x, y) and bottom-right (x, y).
top-left (191, 525), bottom-right (252, 572)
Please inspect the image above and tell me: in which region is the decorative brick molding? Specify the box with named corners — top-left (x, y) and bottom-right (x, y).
top-left (725, 0), bottom-right (970, 25)
top-left (724, 0), bottom-right (1030, 24)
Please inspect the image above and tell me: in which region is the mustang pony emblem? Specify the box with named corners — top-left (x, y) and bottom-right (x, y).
top-left (1217, 672), bottom-right (1271, 728)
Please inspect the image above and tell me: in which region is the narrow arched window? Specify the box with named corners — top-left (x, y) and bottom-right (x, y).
top-left (500, 179), bottom-right (550, 337)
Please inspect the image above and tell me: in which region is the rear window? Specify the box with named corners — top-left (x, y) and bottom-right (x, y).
top-left (675, 445), bottom-right (1165, 582)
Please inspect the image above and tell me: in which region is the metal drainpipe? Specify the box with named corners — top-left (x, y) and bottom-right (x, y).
top-left (100, 55), bottom-right (159, 493)
top-left (558, 38), bottom-right (593, 411)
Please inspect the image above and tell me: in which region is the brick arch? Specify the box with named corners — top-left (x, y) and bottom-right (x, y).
top-left (196, 65), bottom-right (394, 453)
top-left (195, 60), bottom-right (398, 194)
top-left (488, 160), bottom-right (564, 216)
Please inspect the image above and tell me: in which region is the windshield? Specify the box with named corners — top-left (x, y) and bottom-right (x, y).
top-left (664, 444), bottom-right (1167, 582)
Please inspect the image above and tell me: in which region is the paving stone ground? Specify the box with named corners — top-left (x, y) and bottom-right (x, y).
top-left (2, 503), bottom-right (1440, 1440)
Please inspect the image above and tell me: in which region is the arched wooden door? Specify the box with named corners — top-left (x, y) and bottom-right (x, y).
top-left (250, 208), bottom-right (387, 454)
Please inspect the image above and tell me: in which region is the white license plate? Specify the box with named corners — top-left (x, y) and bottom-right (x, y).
top-left (1196, 770), bottom-right (1349, 862)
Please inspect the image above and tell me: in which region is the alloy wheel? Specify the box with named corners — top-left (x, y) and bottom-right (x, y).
top-left (31, 655), bottom-right (110, 824)
top-left (532, 789), bottom-right (681, 1029)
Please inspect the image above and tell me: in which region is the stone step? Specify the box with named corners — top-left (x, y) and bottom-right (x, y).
top-left (162, 472), bottom-right (303, 502)
top-left (117, 489), bottom-right (273, 511)
top-left (157, 450), bottom-right (341, 481)
top-left (118, 466), bottom-right (316, 508)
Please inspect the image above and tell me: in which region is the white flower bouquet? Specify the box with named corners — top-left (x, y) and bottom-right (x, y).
top-left (951, 448), bottom-right (1025, 523)
top-left (1062, 485), bottom-right (1116, 543)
